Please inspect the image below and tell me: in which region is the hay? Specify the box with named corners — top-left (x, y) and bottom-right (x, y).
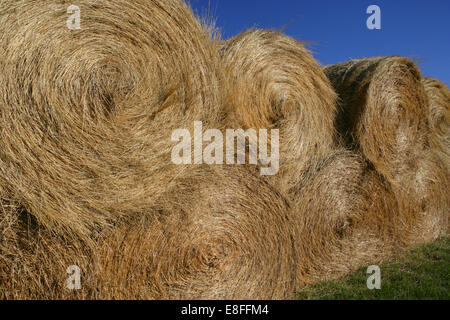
top-left (0, 0), bottom-right (448, 300)
top-left (0, 0), bottom-right (297, 299)
top-left (267, 56), bottom-right (450, 283)
top-left (1, 166), bottom-right (297, 299)
top-left (422, 77), bottom-right (450, 172)
top-left (291, 150), bottom-right (401, 282)
top-left (220, 32), bottom-right (400, 283)
top-left (220, 30), bottom-right (338, 194)
top-left (0, 0), bottom-right (223, 237)
top-left (325, 57), bottom-right (449, 245)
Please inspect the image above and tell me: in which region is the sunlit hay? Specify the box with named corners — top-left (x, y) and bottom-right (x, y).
top-left (292, 150), bottom-right (401, 282)
top-left (324, 57), bottom-right (449, 245)
top-left (0, 0), bottom-right (298, 299)
top-left (97, 165), bottom-right (298, 300)
top-left (0, 0), bottom-right (225, 238)
top-left (219, 30), bottom-right (399, 284)
top-left (220, 30), bottom-right (338, 194)
top-left (1, 166), bottom-right (297, 299)
top-left (2, 0), bottom-right (447, 300)
top-left (422, 77), bottom-right (450, 172)
top-left (0, 191), bottom-right (92, 299)
top-left (220, 30), bottom-right (392, 283)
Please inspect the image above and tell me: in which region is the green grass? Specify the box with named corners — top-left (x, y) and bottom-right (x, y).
top-left (296, 237), bottom-right (449, 300)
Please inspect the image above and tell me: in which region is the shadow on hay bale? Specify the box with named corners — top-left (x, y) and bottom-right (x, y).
top-left (422, 77), bottom-right (450, 172)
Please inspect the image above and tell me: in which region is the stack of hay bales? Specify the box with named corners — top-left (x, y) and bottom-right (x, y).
top-left (324, 57), bottom-right (449, 246)
top-left (221, 34), bottom-right (448, 283)
top-left (0, 0), bottom-right (297, 299)
top-left (220, 30), bottom-right (387, 281)
top-left (0, 0), bottom-right (448, 299)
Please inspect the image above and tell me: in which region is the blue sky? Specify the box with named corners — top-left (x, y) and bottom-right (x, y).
top-left (189, 0), bottom-right (450, 86)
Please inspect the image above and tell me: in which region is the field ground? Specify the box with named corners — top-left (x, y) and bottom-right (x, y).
top-left (296, 237), bottom-right (449, 300)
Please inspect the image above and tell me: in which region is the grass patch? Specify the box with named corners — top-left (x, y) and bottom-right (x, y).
top-left (296, 237), bottom-right (449, 300)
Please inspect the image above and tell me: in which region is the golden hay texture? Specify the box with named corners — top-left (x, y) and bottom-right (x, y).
top-left (324, 57), bottom-right (449, 245)
top-left (1, 166), bottom-right (298, 299)
top-left (0, 0), bottom-right (448, 299)
top-left (219, 31), bottom-right (386, 281)
top-left (221, 36), bottom-right (449, 283)
top-left (220, 30), bottom-right (338, 194)
top-left (422, 77), bottom-right (450, 172)
top-left (0, 0), bottom-right (297, 299)
top-left (219, 33), bottom-right (422, 283)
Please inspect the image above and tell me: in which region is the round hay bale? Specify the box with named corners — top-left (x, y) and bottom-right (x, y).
top-left (325, 57), bottom-right (449, 243)
top-left (0, 0), bottom-right (222, 237)
top-left (422, 77), bottom-right (450, 172)
top-left (220, 30), bottom-right (338, 194)
top-left (0, 0), bottom-right (297, 299)
top-left (94, 165), bottom-right (297, 299)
